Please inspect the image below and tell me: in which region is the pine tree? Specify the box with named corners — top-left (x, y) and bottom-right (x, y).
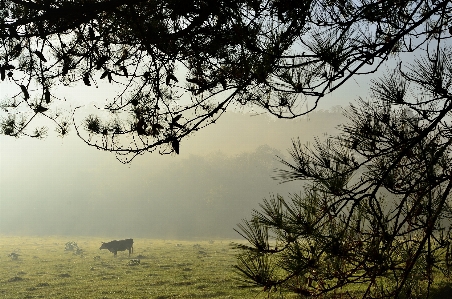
top-left (1, 0), bottom-right (450, 161)
top-left (234, 57), bottom-right (452, 297)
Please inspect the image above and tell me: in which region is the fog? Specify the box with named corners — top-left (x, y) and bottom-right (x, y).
top-left (0, 109), bottom-right (347, 240)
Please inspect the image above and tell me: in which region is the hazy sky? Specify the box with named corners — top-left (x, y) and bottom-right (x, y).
top-left (0, 51), bottom-right (412, 239)
top-left (0, 108), bottom-right (348, 239)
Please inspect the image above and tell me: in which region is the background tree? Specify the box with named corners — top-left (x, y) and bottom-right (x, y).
top-left (234, 55), bottom-right (452, 297)
top-left (1, 0), bottom-right (450, 161)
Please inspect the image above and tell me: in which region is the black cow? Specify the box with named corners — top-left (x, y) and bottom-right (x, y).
top-left (99, 239), bottom-right (133, 257)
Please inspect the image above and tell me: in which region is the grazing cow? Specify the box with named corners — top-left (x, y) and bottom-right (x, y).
top-left (99, 239), bottom-right (133, 257)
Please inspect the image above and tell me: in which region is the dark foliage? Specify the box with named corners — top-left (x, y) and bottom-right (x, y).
top-left (234, 58), bottom-right (452, 297)
top-left (1, 0), bottom-right (449, 161)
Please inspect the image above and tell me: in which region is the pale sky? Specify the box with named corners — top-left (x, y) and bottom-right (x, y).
top-left (0, 52), bottom-right (413, 239)
top-left (0, 108), bottom-right (349, 239)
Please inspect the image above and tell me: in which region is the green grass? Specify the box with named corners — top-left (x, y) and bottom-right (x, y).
top-left (0, 236), bottom-right (262, 299)
top-left (3, 236), bottom-right (451, 299)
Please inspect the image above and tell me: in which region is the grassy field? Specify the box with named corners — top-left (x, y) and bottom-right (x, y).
top-left (0, 236), bottom-right (262, 299)
top-left (3, 236), bottom-right (452, 299)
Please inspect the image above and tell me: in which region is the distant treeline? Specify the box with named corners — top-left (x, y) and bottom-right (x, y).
top-left (2, 146), bottom-right (302, 239)
top-left (1, 110), bottom-right (347, 239)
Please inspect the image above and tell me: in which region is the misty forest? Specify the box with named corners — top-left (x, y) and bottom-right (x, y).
top-left (2, 112), bottom-right (344, 239)
top-left (2, 0), bottom-right (452, 298)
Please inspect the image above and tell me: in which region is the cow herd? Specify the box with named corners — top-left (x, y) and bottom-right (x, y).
top-left (99, 239), bottom-right (134, 257)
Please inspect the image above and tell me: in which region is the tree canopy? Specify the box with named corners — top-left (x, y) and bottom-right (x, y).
top-left (1, 0), bottom-right (450, 161)
top-left (234, 88), bottom-right (452, 297)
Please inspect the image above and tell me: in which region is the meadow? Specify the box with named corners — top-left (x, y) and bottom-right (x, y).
top-left (0, 236), bottom-right (262, 299)
top-left (3, 236), bottom-right (452, 299)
